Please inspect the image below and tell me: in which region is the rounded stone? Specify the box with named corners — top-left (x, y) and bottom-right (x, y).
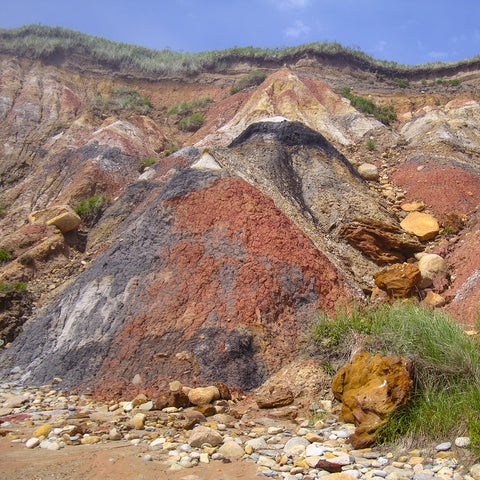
top-left (358, 163), bottom-right (379, 181)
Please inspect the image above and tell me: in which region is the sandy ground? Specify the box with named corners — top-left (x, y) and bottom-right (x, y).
top-left (0, 437), bottom-right (260, 480)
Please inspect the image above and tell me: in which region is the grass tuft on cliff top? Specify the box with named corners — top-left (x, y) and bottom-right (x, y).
top-left (310, 302), bottom-right (480, 455)
top-left (1, 25), bottom-right (479, 77)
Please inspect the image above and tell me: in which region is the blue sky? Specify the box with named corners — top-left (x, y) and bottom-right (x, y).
top-left (2, 0), bottom-right (480, 65)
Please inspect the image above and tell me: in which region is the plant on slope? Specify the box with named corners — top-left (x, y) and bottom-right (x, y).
top-left (177, 113), bottom-right (205, 132)
top-left (309, 302), bottom-right (480, 455)
top-left (342, 87), bottom-right (397, 126)
top-left (75, 194), bottom-right (107, 226)
top-left (0, 249), bottom-right (13, 263)
top-left (166, 96), bottom-right (211, 116)
top-left (91, 86), bottom-right (152, 117)
top-left (230, 70), bottom-right (267, 94)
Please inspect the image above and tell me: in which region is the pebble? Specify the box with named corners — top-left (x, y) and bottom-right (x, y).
top-left (0, 382), bottom-right (476, 480)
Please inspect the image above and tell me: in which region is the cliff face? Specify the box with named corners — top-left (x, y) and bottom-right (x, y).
top-left (1, 45), bottom-right (480, 394)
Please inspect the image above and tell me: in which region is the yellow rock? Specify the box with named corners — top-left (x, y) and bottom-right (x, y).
top-left (422, 291), bottom-right (446, 308)
top-left (81, 435), bottom-right (101, 444)
top-left (400, 212), bottom-right (439, 241)
top-left (324, 451), bottom-right (336, 459)
top-left (305, 432), bottom-right (323, 443)
top-left (33, 424), bottom-right (52, 438)
top-left (435, 451), bottom-right (456, 459)
top-left (401, 202), bottom-right (425, 212)
top-left (293, 460), bottom-right (309, 469)
top-left (245, 444), bottom-right (254, 455)
top-left (408, 456), bottom-right (424, 465)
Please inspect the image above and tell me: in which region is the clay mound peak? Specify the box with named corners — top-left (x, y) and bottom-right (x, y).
top-left (197, 67), bottom-right (384, 147)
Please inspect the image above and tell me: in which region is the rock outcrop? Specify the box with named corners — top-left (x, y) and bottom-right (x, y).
top-left (332, 351), bottom-right (413, 448)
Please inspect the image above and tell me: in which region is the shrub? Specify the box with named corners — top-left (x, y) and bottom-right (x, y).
top-left (231, 70), bottom-right (267, 94)
top-left (365, 138), bottom-right (376, 151)
top-left (309, 303), bottom-right (480, 452)
top-left (393, 77), bottom-right (409, 88)
top-left (90, 86), bottom-right (152, 116)
top-left (75, 194), bottom-right (107, 226)
top-left (0, 281), bottom-right (27, 292)
top-left (163, 141), bottom-right (181, 156)
top-left (177, 113), bottom-right (205, 132)
top-left (0, 249), bottom-right (13, 263)
top-left (342, 87), bottom-right (397, 126)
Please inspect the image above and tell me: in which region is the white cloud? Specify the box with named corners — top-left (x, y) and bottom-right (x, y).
top-left (284, 20), bottom-right (311, 38)
top-left (271, 0), bottom-right (312, 10)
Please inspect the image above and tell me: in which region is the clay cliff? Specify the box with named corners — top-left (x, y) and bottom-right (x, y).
top-left (1, 28), bottom-right (480, 395)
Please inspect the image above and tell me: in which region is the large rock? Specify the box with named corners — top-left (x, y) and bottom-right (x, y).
top-left (332, 350), bottom-right (413, 448)
top-left (374, 263), bottom-right (422, 297)
top-left (188, 386), bottom-right (220, 406)
top-left (30, 205), bottom-right (80, 232)
top-left (339, 218), bottom-right (423, 265)
top-left (255, 385), bottom-right (294, 408)
top-left (418, 253), bottom-right (448, 288)
top-left (188, 425), bottom-right (223, 447)
top-left (357, 163), bottom-right (379, 181)
top-left (400, 212), bottom-right (439, 241)
top-left (46, 210), bottom-right (81, 233)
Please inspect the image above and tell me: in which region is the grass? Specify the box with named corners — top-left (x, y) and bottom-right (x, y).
top-left (230, 70), bottom-right (267, 94)
top-left (309, 302), bottom-right (480, 454)
top-left (138, 157), bottom-right (157, 172)
top-left (177, 113), bottom-right (205, 132)
top-left (2, 25), bottom-right (480, 78)
top-left (90, 86), bottom-right (151, 116)
top-left (365, 138), bottom-right (376, 151)
top-left (342, 87), bottom-right (397, 126)
top-left (165, 96), bottom-right (211, 116)
top-left (75, 194), bottom-right (107, 226)
top-left (0, 281), bottom-right (27, 292)
top-left (0, 249), bottom-right (13, 263)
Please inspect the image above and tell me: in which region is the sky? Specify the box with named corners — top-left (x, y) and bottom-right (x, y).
top-left (2, 0), bottom-right (480, 66)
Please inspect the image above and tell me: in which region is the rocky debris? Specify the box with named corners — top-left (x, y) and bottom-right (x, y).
top-left (0, 381), bottom-right (471, 479)
top-left (357, 163), bottom-right (379, 181)
top-left (332, 351), bottom-right (413, 449)
top-left (422, 291), bottom-right (446, 308)
top-left (400, 211), bottom-right (440, 241)
top-left (374, 263), bottom-right (422, 298)
top-left (339, 218), bottom-right (423, 265)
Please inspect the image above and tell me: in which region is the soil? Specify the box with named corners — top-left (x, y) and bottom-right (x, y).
top-left (0, 437), bottom-right (258, 480)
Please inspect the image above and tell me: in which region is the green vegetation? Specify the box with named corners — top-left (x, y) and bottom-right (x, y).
top-left (393, 77), bottom-right (409, 88)
top-left (0, 281), bottom-right (27, 292)
top-left (0, 249), bottom-right (13, 263)
top-left (310, 303), bottom-right (480, 452)
top-left (0, 205), bottom-right (5, 218)
top-left (166, 96), bottom-right (211, 115)
top-left (91, 86), bottom-right (151, 116)
top-left (3, 25), bottom-right (479, 78)
top-left (163, 141), bottom-right (181, 156)
top-left (365, 138), bottom-right (376, 151)
top-left (138, 157), bottom-right (157, 172)
top-left (75, 194), bottom-right (107, 225)
top-left (230, 70), bottom-right (267, 94)
top-left (177, 113), bottom-right (205, 132)
top-left (342, 87), bottom-right (397, 126)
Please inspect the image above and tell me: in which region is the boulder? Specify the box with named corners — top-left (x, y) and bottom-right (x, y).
top-left (46, 211), bottom-right (81, 233)
top-left (418, 254), bottom-right (448, 288)
top-left (188, 386), bottom-right (220, 406)
top-left (400, 212), bottom-right (439, 241)
top-left (188, 425), bottom-right (223, 447)
top-left (215, 381), bottom-right (231, 400)
top-left (217, 440), bottom-right (245, 459)
top-left (358, 163), bottom-right (379, 181)
top-left (339, 218), bottom-right (423, 265)
top-left (255, 385), bottom-right (294, 408)
top-left (374, 263), bottom-right (422, 298)
top-left (30, 205), bottom-right (81, 233)
top-left (332, 350), bottom-right (413, 448)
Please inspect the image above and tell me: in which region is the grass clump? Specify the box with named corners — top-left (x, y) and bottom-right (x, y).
top-left (0, 281), bottom-right (27, 292)
top-left (166, 96), bottom-right (211, 116)
top-left (365, 138), bottom-right (376, 151)
top-left (230, 70), bottom-right (267, 94)
top-left (163, 140), bottom-right (181, 156)
top-left (342, 87), bottom-right (397, 126)
top-left (310, 302), bottom-right (480, 452)
top-left (177, 113), bottom-right (205, 132)
top-left (91, 86), bottom-right (151, 117)
top-left (0, 249), bottom-right (13, 263)
top-left (75, 194), bottom-right (107, 226)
